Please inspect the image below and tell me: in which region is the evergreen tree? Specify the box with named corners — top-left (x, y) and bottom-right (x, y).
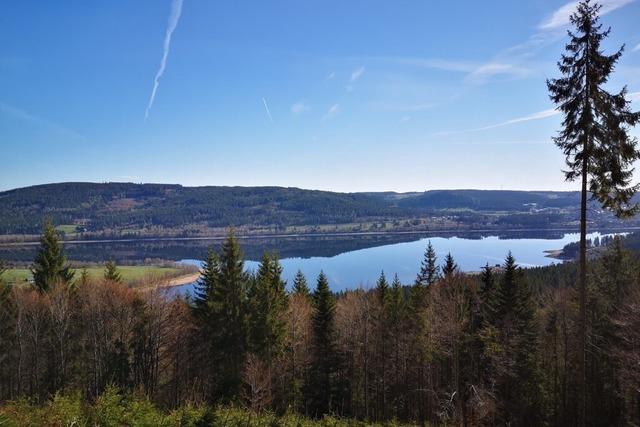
top-left (376, 270), bottom-right (389, 306)
top-left (547, 2), bottom-right (640, 421)
top-left (479, 263), bottom-right (498, 327)
top-left (103, 260), bottom-right (122, 284)
top-left (416, 241), bottom-right (439, 286)
top-left (247, 252), bottom-right (288, 362)
top-left (31, 219), bottom-right (74, 292)
top-left (192, 249), bottom-right (220, 318)
top-left (203, 230), bottom-right (249, 402)
top-left (442, 252), bottom-right (458, 277)
top-left (494, 253), bottom-right (543, 425)
top-left (292, 269), bottom-right (310, 296)
top-left (308, 271), bottom-right (338, 416)
top-left (0, 259), bottom-right (5, 282)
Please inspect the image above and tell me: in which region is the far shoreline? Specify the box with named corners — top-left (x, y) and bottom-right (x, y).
top-left (1, 226), bottom-right (638, 247)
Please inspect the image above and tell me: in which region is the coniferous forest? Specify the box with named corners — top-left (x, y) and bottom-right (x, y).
top-left (1, 1), bottom-right (640, 426)
top-left (2, 226), bottom-right (640, 426)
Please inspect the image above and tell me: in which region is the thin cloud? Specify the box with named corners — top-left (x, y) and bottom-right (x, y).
top-left (539, 0), bottom-right (635, 30)
top-left (400, 116), bottom-right (411, 122)
top-left (324, 103), bottom-right (340, 120)
top-left (0, 102), bottom-right (84, 139)
top-left (629, 91), bottom-right (640, 101)
top-left (436, 108), bottom-right (560, 135)
top-left (326, 71), bottom-right (336, 80)
top-left (350, 66), bottom-right (365, 82)
top-left (262, 97), bottom-right (274, 123)
top-left (145, 0), bottom-right (184, 120)
top-left (633, 43), bottom-right (640, 52)
top-left (367, 56), bottom-right (476, 72)
top-left (291, 101), bottom-right (310, 115)
top-left (464, 63), bottom-right (531, 85)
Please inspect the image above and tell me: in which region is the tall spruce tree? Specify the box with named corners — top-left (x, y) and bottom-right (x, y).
top-left (376, 270), bottom-right (389, 306)
top-left (547, 2), bottom-right (640, 421)
top-left (309, 271), bottom-right (338, 416)
top-left (192, 249), bottom-right (220, 318)
top-left (31, 219), bottom-right (74, 292)
top-left (103, 260), bottom-right (123, 284)
top-left (247, 252), bottom-right (288, 363)
top-left (493, 253), bottom-right (542, 425)
top-left (442, 252), bottom-right (458, 278)
top-left (416, 241), bottom-right (440, 286)
top-left (479, 263), bottom-right (498, 327)
top-left (201, 230), bottom-right (249, 402)
top-left (292, 269), bottom-right (310, 296)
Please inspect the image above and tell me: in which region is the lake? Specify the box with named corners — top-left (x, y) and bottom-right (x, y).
top-left (0, 230), bottom-right (620, 292)
top-left (172, 231), bottom-right (617, 293)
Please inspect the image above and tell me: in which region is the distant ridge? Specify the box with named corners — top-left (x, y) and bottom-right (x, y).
top-left (0, 182), bottom-right (601, 237)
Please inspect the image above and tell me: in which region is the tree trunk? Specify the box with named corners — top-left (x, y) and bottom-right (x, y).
top-left (578, 150), bottom-right (588, 427)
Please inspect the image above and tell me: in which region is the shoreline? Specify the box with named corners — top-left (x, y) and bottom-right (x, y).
top-left (1, 226), bottom-right (638, 247)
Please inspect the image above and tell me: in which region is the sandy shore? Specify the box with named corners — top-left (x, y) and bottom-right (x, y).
top-left (137, 271), bottom-right (200, 291)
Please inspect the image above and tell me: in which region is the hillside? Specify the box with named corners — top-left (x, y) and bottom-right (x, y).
top-left (0, 182), bottom-right (633, 239)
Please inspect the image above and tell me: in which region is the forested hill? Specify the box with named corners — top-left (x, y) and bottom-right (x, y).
top-left (0, 182), bottom-right (615, 237)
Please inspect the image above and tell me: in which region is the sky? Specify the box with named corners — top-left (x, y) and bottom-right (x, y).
top-left (1, 0), bottom-right (640, 193)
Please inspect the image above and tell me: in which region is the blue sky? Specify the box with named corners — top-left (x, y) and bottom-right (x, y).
top-left (1, 0), bottom-right (639, 192)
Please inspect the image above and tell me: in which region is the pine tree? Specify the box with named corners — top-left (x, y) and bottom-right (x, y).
top-left (308, 271), bottom-right (338, 416)
top-left (416, 241), bottom-right (439, 286)
top-left (376, 270), bottom-right (389, 306)
top-left (442, 252), bottom-right (458, 278)
top-left (103, 260), bottom-right (122, 284)
top-left (247, 252), bottom-right (288, 362)
top-left (493, 253), bottom-right (543, 425)
top-left (479, 263), bottom-right (498, 327)
top-left (31, 219), bottom-right (74, 292)
top-left (547, 2), bottom-right (640, 421)
top-left (200, 230), bottom-right (249, 402)
top-left (192, 249), bottom-right (220, 318)
top-left (292, 269), bottom-right (310, 296)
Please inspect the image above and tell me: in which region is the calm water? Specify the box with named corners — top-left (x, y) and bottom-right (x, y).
top-left (175, 231), bottom-right (615, 293)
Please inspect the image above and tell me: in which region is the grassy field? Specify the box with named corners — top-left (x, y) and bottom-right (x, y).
top-left (2, 265), bottom-right (186, 286)
top-left (55, 224), bottom-right (80, 234)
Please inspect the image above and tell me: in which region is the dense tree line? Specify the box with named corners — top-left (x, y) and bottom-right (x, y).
top-left (1, 224), bottom-right (639, 426)
top-left (0, 182), bottom-right (630, 236)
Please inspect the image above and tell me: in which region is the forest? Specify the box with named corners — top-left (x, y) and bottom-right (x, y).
top-left (0, 182), bottom-right (630, 238)
top-left (0, 224), bottom-right (639, 426)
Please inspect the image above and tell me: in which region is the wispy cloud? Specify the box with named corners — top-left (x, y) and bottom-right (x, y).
top-left (262, 97), bottom-right (274, 123)
top-left (326, 71), bottom-right (336, 80)
top-left (350, 66), bottom-right (365, 82)
top-left (539, 0), bottom-right (635, 30)
top-left (436, 108), bottom-right (560, 135)
top-left (368, 56), bottom-right (476, 72)
top-left (291, 101), bottom-right (310, 115)
top-left (324, 103), bottom-right (340, 120)
top-left (145, 0), bottom-right (184, 120)
top-left (633, 43), bottom-right (640, 52)
top-left (371, 56), bottom-right (531, 85)
top-left (400, 116), bottom-right (411, 122)
top-left (0, 102), bottom-right (84, 139)
top-left (629, 91), bottom-right (640, 101)
top-left (464, 63), bottom-right (532, 85)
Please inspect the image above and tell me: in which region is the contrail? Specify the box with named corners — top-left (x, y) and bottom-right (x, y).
top-left (145, 0), bottom-right (184, 120)
top-left (262, 97), bottom-right (274, 123)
